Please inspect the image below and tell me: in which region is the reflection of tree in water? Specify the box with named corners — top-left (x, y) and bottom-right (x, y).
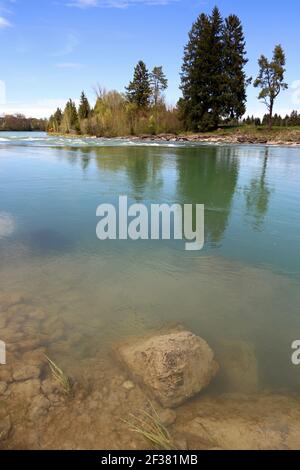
top-left (80, 148), bottom-right (92, 172)
top-left (95, 147), bottom-right (163, 201)
top-left (58, 144), bottom-right (239, 244)
top-left (176, 147), bottom-right (239, 244)
top-left (244, 148), bottom-right (272, 231)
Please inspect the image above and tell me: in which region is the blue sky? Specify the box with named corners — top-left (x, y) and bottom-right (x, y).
top-left (0, 0), bottom-right (300, 118)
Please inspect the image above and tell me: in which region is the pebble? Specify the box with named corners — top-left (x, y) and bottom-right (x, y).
top-left (122, 380), bottom-right (135, 391)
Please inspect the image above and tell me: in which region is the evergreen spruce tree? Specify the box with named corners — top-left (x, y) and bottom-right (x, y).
top-left (223, 14), bottom-right (249, 120)
top-left (179, 7), bottom-right (249, 131)
top-left (54, 107), bottom-right (63, 126)
top-left (126, 61), bottom-right (152, 109)
top-left (209, 6), bottom-right (224, 127)
top-left (47, 108), bottom-right (63, 132)
top-left (179, 7), bottom-right (224, 131)
top-left (62, 99), bottom-right (79, 133)
top-left (78, 91), bottom-right (91, 120)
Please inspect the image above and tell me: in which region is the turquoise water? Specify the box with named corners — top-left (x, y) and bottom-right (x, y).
top-left (1, 131), bottom-right (300, 391)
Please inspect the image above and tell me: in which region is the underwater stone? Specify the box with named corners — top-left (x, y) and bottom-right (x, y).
top-left (122, 380), bottom-right (135, 391)
top-left (28, 395), bottom-right (50, 420)
top-left (117, 329), bottom-right (219, 408)
top-left (9, 378), bottom-right (41, 399)
top-left (12, 363), bottom-right (41, 382)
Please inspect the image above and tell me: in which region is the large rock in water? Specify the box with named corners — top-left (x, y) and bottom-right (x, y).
top-left (117, 329), bottom-right (219, 408)
top-left (178, 393), bottom-right (300, 450)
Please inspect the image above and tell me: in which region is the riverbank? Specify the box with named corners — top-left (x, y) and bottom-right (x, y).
top-left (48, 127), bottom-right (300, 147)
top-left (128, 127), bottom-right (300, 146)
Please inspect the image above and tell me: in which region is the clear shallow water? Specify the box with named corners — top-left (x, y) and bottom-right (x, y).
top-left (1, 132), bottom-right (300, 392)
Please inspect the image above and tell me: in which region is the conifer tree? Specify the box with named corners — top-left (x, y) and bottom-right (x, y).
top-left (62, 99), bottom-right (79, 133)
top-left (179, 7), bottom-right (224, 131)
top-left (223, 14), bottom-right (249, 119)
top-left (179, 7), bottom-right (249, 131)
top-left (54, 107), bottom-right (63, 126)
top-left (78, 91), bottom-right (91, 120)
top-left (126, 61), bottom-right (152, 109)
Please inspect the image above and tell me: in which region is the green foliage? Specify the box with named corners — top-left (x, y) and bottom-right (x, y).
top-left (223, 14), bottom-right (249, 119)
top-left (61, 99), bottom-right (80, 134)
top-left (0, 114), bottom-right (47, 131)
top-left (180, 7), bottom-right (249, 131)
top-left (78, 91), bottom-right (91, 120)
top-left (126, 60), bottom-right (152, 109)
top-left (243, 110), bottom-right (300, 128)
top-left (150, 66), bottom-right (168, 107)
top-left (48, 84), bottom-right (180, 137)
top-left (254, 44), bottom-right (288, 129)
top-left (47, 107), bottom-right (63, 132)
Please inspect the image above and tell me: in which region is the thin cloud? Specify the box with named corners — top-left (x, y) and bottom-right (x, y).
top-left (0, 16), bottom-right (11, 28)
top-left (52, 32), bottom-right (79, 57)
top-left (68, 0), bottom-right (98, 7)
top-left (67, 0), bottom-right (179, 8)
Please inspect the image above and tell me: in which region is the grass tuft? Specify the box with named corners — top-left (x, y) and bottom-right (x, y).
top-left (45, 355), bottom-right (74, 397)
top-left (123, 402), bottom-right (174, 450)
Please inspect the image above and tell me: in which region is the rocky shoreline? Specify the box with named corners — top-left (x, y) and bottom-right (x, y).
top-left (50, 131), bottom-right (300, 147)
top-left (124, 133), bottom-right (300, 147)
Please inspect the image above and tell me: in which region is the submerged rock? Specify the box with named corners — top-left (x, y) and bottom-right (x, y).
top-left (10, 378), bottom-right (41, 399)
top-left (28, 395), bottom-right (50, 421)
top-left (179, 393), bottom-right (300, 450)
top-left (12, 363), bottom-right (41, 382)
top-left (116, 329), bottom-right (219, 408)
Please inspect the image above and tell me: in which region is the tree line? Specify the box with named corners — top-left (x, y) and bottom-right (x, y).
top-left (243, 111), bottom-right (300, 128)
top-left (48, 64), bottom-right (179, 136)
top-left (0, 114), bottom-right (47, 132)
top-left (48, 5), bottom-right (291, 136)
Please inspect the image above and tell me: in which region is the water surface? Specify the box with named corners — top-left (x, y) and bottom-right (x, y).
top-left (1, 131), bottom-right (300, 392)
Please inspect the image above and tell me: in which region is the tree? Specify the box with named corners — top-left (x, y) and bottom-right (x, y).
top-left (126, 61), bottom-right (152, 109)
top-left (54, 107), bottom-right (63, 126)
top-left (150, 66), bottom-right (168, 107)
top-left (223, 14), bottom-right (249, 120)
top-left (78, 91), bottom-right (91, 120)
top-left (62, 99), bottom-right (79, 133)
top-left (254, 45), bottom-right (288, 130)
top-left (180, 7), bottom-right (226, 131)
top-left (47, 108), bottom-right (62, 132)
